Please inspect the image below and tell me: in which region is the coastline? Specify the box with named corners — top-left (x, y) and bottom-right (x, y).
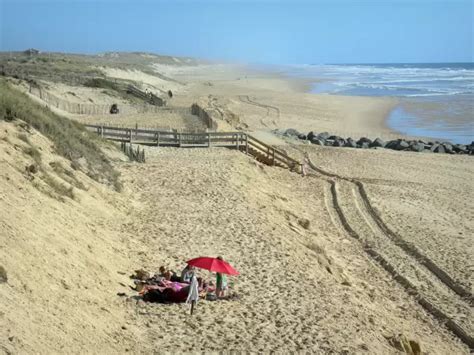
top-left (275, 64), bottom-right (474, 144)
top-left (167, 63), bottom-right (402, 139)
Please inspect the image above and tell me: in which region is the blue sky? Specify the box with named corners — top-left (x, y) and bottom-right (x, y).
top-left (0, 0), bottom-right (472, 64)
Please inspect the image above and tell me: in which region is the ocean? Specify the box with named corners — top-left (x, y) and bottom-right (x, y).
top-left (287, 63), bottom-right (474, 144)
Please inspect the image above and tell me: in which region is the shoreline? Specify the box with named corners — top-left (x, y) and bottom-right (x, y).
top-left (263, 68), bottom-right (403, 139)
top-left (272, 66), bottom-right (474, 144)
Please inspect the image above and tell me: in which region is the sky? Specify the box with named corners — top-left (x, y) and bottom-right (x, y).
top-left (0, 0), bottom-right (472, 64)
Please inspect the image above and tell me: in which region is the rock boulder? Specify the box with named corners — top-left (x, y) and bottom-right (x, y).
top-left (370, 138), bottom-right (386, 148)
top-left (433, 144), bottom-right (446, 153)
top-left (395, 140), bottom-right (409, 151)
top-left (317, 132), bottom-right (330, 140)
top-left (307, 131), bottom-right (317, 141)
top-left (284, 128), bottom-right (300, 137)
top-left (345, 138), bottom-right (357, 148)
top-left (357, 137), bottom-right (372, 146)
top-left (312, 139), bottom-right (325, 146)
top-left (409, 142), bottom-right (425, 152)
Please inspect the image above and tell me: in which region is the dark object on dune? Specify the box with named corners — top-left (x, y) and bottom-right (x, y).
top-left (0, 265), bottom-right (7, 283)
top-left (26, 164), bottom-right (38, 174)
top-left (110, 104), bottom-right (119, 114)
top-left (298, 133), bottom-right (307, 140)
top-left (284, 128), bottom-right (300, 137)
top-left (345, 138), bottom-right (357, 148)
top-left (370, 138), bottom-right (386, 148)
top-left (4, 108), bottom-right (15, 122)
top-left (168, 90), bottom-right (173, 98)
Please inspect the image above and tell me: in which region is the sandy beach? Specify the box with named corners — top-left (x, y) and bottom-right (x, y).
top-left (1, 58), bottom-right (472, 354)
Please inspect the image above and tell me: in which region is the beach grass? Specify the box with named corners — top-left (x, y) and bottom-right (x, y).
top-left (0, 78), bottom-right (122, 191)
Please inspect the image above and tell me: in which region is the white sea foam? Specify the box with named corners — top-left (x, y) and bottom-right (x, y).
top-left (292, 63), bottom-right (474, 97)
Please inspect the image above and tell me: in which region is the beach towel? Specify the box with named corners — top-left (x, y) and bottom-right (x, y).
top-left (186, 274), bottom-right (199, 304)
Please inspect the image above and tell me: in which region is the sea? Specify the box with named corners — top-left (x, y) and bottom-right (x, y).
top-left (285, 63), bottom-right (474, 144)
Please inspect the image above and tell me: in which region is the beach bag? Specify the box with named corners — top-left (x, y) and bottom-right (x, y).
top-left (206, 293), bottom-right (217, 301)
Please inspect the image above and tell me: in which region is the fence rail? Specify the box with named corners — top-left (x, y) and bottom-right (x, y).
top-left (85, 124), bottom-right (302, 173)
top-left (28, 86), bottom-right (169, 115)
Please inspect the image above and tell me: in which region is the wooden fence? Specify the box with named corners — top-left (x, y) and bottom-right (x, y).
top-left (126, 85), bottom-right (166, 107)
top-left (85, 124), bottom-right (302, 173)
top-left (29, 86), bottom-right (169, 115)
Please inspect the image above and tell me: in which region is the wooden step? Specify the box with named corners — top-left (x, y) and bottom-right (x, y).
top-left (240, 146), bottom-right (287, 168)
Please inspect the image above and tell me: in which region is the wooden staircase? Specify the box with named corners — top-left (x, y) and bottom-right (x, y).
top-left (85, 124), bottom-right (302, 174)
top-left (240, 145), bottom-right (287, 169)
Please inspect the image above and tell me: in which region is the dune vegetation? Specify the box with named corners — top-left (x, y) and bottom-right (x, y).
top-left (0, 78), bottom-right (121, 191)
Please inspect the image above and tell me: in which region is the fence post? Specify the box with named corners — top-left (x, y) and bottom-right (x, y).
top-left (272, 149), bottom-right (275, 166)
top-left (101, 125), bottom-right (104, 138)
top-left (245, 135), bottom-right (249, 154)
top-left (129, 129), bottom-right (132, 143)
top-left (178, 132), bottom-right (181, 147)
top-left (156, 132), bottom-right (160, 147)
top-left (236, 134), bottom-right (239, 149)
top-left (208, 132), bottom-right (211, 147)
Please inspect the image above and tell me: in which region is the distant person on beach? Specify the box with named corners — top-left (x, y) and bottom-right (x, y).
top-left (216, 256), bottom-right (228, 298)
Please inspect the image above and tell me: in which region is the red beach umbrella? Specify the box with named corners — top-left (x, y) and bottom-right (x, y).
top-left (186, 257), bottom-right (239, 276)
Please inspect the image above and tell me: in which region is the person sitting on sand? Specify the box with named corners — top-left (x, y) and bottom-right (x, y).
top-left (181, 265), bottom-right (194, 283)
top-left (216, 256), bottom-right (228, 298)
top-left (158, 266), bottom-right (180, 282)
top-left (158, 266), bottom-right (172, 280)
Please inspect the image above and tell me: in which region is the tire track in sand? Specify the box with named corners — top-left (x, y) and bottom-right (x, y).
top-left (238, 95), bottom-right (280, 127)
top-left (304, 156), bottom-right (474, 349)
